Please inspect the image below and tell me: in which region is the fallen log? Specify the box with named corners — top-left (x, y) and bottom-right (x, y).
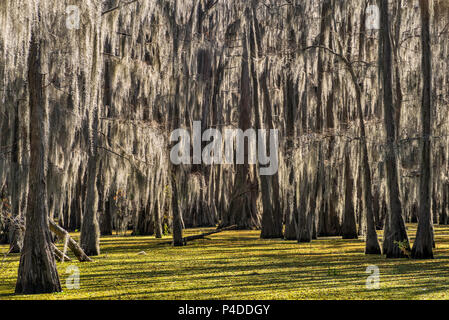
top-left (53, 243), bottom-right (72, 262)
top-left (159, 225), bottom-right (238, 245)
top-left (49, 220), bottom-right (92, 262)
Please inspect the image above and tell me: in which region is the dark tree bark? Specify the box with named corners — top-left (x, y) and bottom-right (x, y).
top-left (393, 0), bottom-right (403, 141)
top-left (15, 36), bottom-right (62, 294)
top-left (283, 75), bottom-right (298, 240)
top-left (223, 17), bottom-right (260, 230)
top-left (352, 44), bottom-right (381, 254)
top-left (80, 65), bottom-right (101, 256)
top-left (283, 25), bottom-right (300, 240)
top-left (168, 74), bottom-right (183, 246)
top-left (316, 0), bottom-right (332, 238)
top-left (135, 202), bottom-right (154, 236)
top-left (246, 8), bottom-right (282, 239)
top-left (380, 0), bottom-right (410, 258)
top-left (411, 0), bottom-right (434, 259)
top-left (100, 195), bottom-right (113, 236)
top-left (80, 26), bottom-right (101, 255)
top-left (170, 166), bottom-right (184, 246)
top-left (259, 71), bottom-right (283, 238)
top-left (299, 144), bottom-right (324, 242)
top-left (342, 145), bottom-right (358, 239)
top-left (168, 4), bottom-right (184, 247)
top-left (64, 170), bottom-right (83, 232)
top-left (297, 164), bottom-right (312, 243)
top-left (154, 199), bottom-right (163, 238)
top-left (440, 187), bottom-right (448, 225)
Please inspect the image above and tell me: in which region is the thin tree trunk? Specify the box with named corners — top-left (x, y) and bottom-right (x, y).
top-left (170, 164), bottom-right (184, 246)
top-left (283, 75), bottom-right (298, 240)
top-left (411, 0), bottom-right (434, 259)
top-left (342, 144), bottom-right (358, 239)
top-left (296, 182), bottom-right (309, 242)
top-left (154, 199), bottom-right (163, 238)
top-left (393, 0), bottom-right (403, 141)
top-left (168, 4), bottom-right (184, 246)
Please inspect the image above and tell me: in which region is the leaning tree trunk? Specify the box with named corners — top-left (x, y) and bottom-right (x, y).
top-left (49, 220), bottom-right (92, 262)
top-left (411, 0), bottom-right (434, 259)
top-left (15, 36), bottom-right (62, 294)
top-left (380, 0), bottom-right (410, 258)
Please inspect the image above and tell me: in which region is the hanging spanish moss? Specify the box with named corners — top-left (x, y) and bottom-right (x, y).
top-left (0, 0), bottom-right (448, 262)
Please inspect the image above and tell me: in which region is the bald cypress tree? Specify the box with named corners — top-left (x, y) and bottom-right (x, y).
top-left (411, 0), bottom-right (434, 259)
top-left (379, 0), bottom-right (410, 258)
top-left (15, 35), bottom-right (61, 294)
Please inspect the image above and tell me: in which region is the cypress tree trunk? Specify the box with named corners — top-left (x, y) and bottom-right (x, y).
top-left (283, 75), bottom-right (298, 240)
top-left (283, 25), bottom-right (300, 239)
top-left (80, 103), bottom-right (101, 256)
top-left (80, 44), bottom-right (101, 255)
top-left (168, 70), bottom-right (183, 246)
top-left (259, 67), bottom-right (283, 238)
top-left (168, 4), bottom-right (184, 246)
top-left (342, 145), bottom-right (358, 239)
top-left (411, 0), bottom-right (434, 259)
top-left (15, 36), bottom-right (61, 294)
top-left (352, 63), bottom-right (381, 253)
top-left (380, 0), bottom-right (410, 258)
top-left (80, 25), bottom-right (101, 255)
top-left (100, 196), bottom-right (113, 236)
top-left (297, 164), bottom-right (312, 243)
top-left (248, 8), bottom-right (282, 238)
top-left (170, 167), bottom-right (184, 246)
top-left (154, 199), bottom-right (163, 239)
top-left (224, 21), bottom-right (260, 230)
top-left (298, 146), bottom-right (322, 243)
top-left (135, 203), bottom-right (154, 236)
